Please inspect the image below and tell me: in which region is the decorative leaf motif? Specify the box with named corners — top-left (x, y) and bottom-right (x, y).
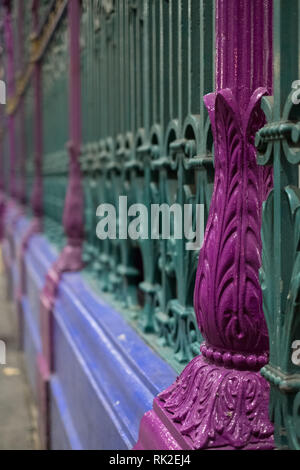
top-left (157, 355), bottom-right (273, 449)
top-left (194, 89), bottom-right (271, 354)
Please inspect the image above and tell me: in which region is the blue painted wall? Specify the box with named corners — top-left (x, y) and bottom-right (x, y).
top-left (5, 210), bottom-right (177, 449)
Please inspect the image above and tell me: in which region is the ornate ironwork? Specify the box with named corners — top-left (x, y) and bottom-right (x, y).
top-left (135, 0), bottom-right (274, 450)
top-left (79, 0), bottom-right (214, 371)
top-left (255, 0), bottom-right (300, 450)
top-left (41, 13), bottom-right (68, 244)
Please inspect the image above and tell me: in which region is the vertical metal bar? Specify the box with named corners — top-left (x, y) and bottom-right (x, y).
top-left (60, 0), bottom-right (84, 270)
top-left (143, 0), bottom-right (150, 136)
top-left (168, 0), bottom-right (173, 121)
top-left (135, 0), bottom-right (275, 451)
top-left (256, 0), bottom-right (300, 449)
top-left (30, 0), bottom-right (43, 223)
top-left (4, 0), bottom-right (16, 198)
top-left (179, 0), bottom-right (189, 125)
top-left (119, 0), bottom-right (125, 135)
top-left (130, 4), bottom-right (136, 134)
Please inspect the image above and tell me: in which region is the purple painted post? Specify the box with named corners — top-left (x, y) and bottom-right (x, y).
top-left (31, 0), bottom-right (43, 228)
top-left (40, 0), bottom-right (84, 321)
top-left (37, 0), bottom-right (84, 447)
top-left (134, 0), bottom-right (274, 450)
top-left (4, 0), bottom-right (16, 200)
top-left (60, 0), bottom-right (84, 271)
top-left (18, 0), bottom-right (43, 305)
top-left (41, 0), bottom-right (84, 349)
top-left (17, 0), bottom-right (26, 207)
top-left (0, 58), bottom-right (5, 240)
top-left (40, 0), bottom-right (84, 352)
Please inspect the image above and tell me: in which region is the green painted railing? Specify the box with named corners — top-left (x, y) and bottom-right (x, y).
top-left (41, 13), bottom-right (68, 247)
top-left (1, 0), bottom-right (300, 447)
top-left (256, 0), bottom-right (300, 450)
top-left (2, 131), bottom-right (10, 195)
top-left (79, 0), bottom-right (215, 371)
top-left (24, 83), bottom-right (34, 214)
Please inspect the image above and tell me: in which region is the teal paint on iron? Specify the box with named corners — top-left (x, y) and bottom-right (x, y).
top-left (256, 0), bottom-right (300, 450)
top-left (79, 0), bottom-right (214, 371)
top-left (1, 0), bottom-right (214, 373)
top-left (41, 13), bottom-right (69, 247)
top-left (24, 83), bottom-right (34, 217)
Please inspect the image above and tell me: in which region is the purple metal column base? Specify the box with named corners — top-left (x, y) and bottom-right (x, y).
top-left (18, 218), bottom-right (42, 295)
top-left (134, 411), bottom-right (182, 450)
top-left (134, 355), bottom-right (274, 450)
top-left (41, 240), bottom-right (83, 316)
top-left (37, 243), bottom-right (88, 448)
top-left (55, 241), bottom-right (83, 273)
top-left (40, 240), bottom-right (83, 370)
top-left (0, 192), bottom-right (6, 241)
top-left (6, 201), bottom-right (25, 255)
top-left (2, 200), bottom-right (24, 301)
top-left (6, 198), bottom-right (23, 227)
top-left (36, 0), bottom-right (83, 447)
top-left (16, 217), bottom-right (42, 348)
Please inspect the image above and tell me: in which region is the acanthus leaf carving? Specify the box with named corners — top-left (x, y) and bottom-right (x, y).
top-left (156, 355), bottom-right (273, 449)
top-left (194, 88), bottom-right (272, 355)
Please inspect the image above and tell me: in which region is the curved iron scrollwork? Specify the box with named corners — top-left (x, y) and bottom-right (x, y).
top-left (256, 91), bottom-right (300, 450)
top-left (79, 0), bottom-right (214, 371)
top-left (79, 117), bottom-right (213, 371)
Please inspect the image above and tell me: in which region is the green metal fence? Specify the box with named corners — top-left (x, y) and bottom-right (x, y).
top-left (256, 0), bottom-right (300, 450)
top-left (24, 84), bottom-right (34, 213)
top-left (42, 14), bottom-right (68, 248)
top-left (78, 0), bottom-right (215, 371)
top-left (2, 0), bottom-right (300, 449)
top-left (0, 0), bottom-right (215, 372)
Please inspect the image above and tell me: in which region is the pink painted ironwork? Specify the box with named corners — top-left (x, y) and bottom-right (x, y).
top-left (17, 0), bottom-right (26, 206)
top-left (31, 0), bottom-right (43, 226)
top-left (37, 0), bottom-right (84, 447)
top-left (135, 0), bottom-right (274, 450)
top-left (18, 0), bottom-right (43, 307)
top-left (3, 0), bottom-right (16, 199)
top-left (40, 0), bottom-right (84, 372)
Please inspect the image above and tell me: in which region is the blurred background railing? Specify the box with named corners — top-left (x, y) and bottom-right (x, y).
top-left (78, 0), bottom-right (214, 370)
top-left (256, 0), bottom-right (300, 450)
top-left (0, 0), bottom-right (299, 450)
top-left (0, 0), bottom-right (216, 373)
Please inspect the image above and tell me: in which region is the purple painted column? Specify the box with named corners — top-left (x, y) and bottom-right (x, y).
top-left (135, 0), bottom-right (274, 450)
top-left (37, 0), bottom-right (84, 447)
top-left (17, 0), bottom-right (26, 207)
top-left (0, 115), bottom-right (5, 241)
top-left (4, 0), bottom-right (16, 200)
top-left (0, 43), bottom-right (6, 241)
top-left (40, 0), bottom-right (84, 333)
top-left (59, 0), bottom-right (84, 271)
top-left (19, 0), bottom-right (43, 303)
top-left (31, 0), bottom-right (43, 228)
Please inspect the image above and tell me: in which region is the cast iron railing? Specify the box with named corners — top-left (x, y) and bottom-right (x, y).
top-left (77, 0), bottom-right (215, 371)
top-left (1, 1), bottom-right (215, 373)
top-left (41, 13), bottom-right (68, 247)
top-left (1, 0), bottom-right (299, 449)
top-left (256, 0), bottom-right (300, 450)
